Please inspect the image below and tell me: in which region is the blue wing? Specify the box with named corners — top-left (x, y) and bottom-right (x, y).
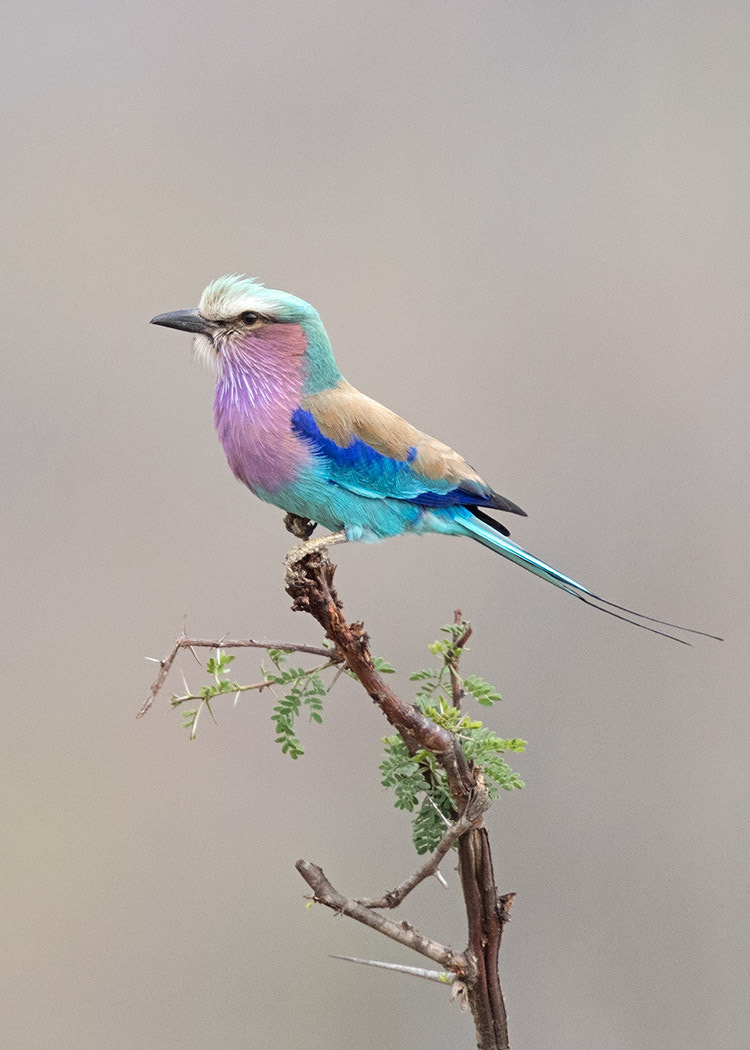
top-left (291, 407), bottom-right (519, 513)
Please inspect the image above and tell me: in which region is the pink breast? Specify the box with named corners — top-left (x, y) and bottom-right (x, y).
top-left (213, 324), bottom-right (309, 493)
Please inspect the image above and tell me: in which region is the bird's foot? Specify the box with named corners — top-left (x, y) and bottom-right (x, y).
top-left (284, 530), bottom-right (348, 568)
top-left (284, 513), bottom-right (317, 540)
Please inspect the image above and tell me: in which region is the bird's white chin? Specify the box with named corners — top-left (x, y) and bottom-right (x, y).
top-left (192, 333), bottom-right (219, 374)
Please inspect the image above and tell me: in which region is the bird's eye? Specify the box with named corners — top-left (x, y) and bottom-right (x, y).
top-left (240, 311), bottom-right (261, 326)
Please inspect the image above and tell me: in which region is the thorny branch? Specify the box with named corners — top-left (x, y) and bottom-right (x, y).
top-left (137, 635), bottom-right (339, 718)
top-left (283, 516), bottom-right (512, 1050)
top-left (296, 860), bottom-right (470, 974)
top-left (141, 515), bottom-right (515, 1049)
top-left (284, 549), bottom-right (477, 806)
top-left (168, 663), bottom-right (337, 711)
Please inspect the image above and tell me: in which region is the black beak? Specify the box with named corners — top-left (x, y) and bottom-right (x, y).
top-left (150, 309), bottom-right (214, 336)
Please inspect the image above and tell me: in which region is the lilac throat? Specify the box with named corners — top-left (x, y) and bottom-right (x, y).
top-left (213, 324), bottom-right (309, 493)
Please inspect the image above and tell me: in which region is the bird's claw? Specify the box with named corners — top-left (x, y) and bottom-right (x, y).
top-left (284, 531), bottom-right (348, 568)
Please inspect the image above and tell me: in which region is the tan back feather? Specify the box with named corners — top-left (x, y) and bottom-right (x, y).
top-left (303, 381), bottom-right (487, 490)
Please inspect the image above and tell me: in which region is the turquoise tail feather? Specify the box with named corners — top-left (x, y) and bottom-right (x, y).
top-left (455, 508), bottom-right (722, 644)
top-left (460, 513), bottom-right (585, 597)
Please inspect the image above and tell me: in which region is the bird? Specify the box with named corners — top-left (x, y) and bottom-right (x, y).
top-left (151, 274), bottom-right (720, 644)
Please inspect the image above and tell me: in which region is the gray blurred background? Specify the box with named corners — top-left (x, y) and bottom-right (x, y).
top-left (1, 2), bottom-right (748, 1047)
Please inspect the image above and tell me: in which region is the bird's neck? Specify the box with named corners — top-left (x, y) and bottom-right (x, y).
top-left (299, 314), bottom-right (343, 394)
top-left (214, 325), bottom-right (309, 493)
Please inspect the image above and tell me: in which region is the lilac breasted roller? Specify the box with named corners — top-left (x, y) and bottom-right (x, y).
top-left (152, 275), bottom-right (720, 644)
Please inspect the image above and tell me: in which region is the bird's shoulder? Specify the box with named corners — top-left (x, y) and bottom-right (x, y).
top-left (301, 380), bottom-right (485, 488)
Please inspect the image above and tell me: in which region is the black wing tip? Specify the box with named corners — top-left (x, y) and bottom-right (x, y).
top-left (487, 489), bottom-right (527, 516)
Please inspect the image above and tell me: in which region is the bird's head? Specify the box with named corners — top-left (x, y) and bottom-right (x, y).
top-left (151, 275), bottom-right (341, 393)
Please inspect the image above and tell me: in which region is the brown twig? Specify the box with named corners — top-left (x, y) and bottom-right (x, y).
top-left (359, 800), bottom-right (481, 909)
top-left (447, 608), bottom-right (473, 709)
top-left (137, 635), bottom-right (339, 718)
top-left (296, 860), bottom-right (470, 975)
top-left (284, 552), bottom-right (477, 806)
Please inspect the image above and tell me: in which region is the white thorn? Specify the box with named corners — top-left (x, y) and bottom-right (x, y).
top-left (330, 955), bottom-right (454, 984)
top-left (427, 796), bottom-right (451, 827)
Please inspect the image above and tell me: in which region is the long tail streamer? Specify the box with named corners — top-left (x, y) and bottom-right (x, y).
top-left (460, 510), bottom-right (722, 645)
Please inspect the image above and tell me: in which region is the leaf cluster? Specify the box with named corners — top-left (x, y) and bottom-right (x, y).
top-left (171, 647), bottom-right (335, 756)
top-left (380, 623), bottom-right (525, 853)
top-left (264, 648), bottom-right (326, 759)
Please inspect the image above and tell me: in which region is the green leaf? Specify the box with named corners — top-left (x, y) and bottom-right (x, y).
top-left (267, 648), bottom-right (291, 670)
top-left (463, 675), bottom-right (503, 707)
top-left (412, 801), bottom-right (445, 854)
top-left (409, 669), bottom-right (439, 682)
